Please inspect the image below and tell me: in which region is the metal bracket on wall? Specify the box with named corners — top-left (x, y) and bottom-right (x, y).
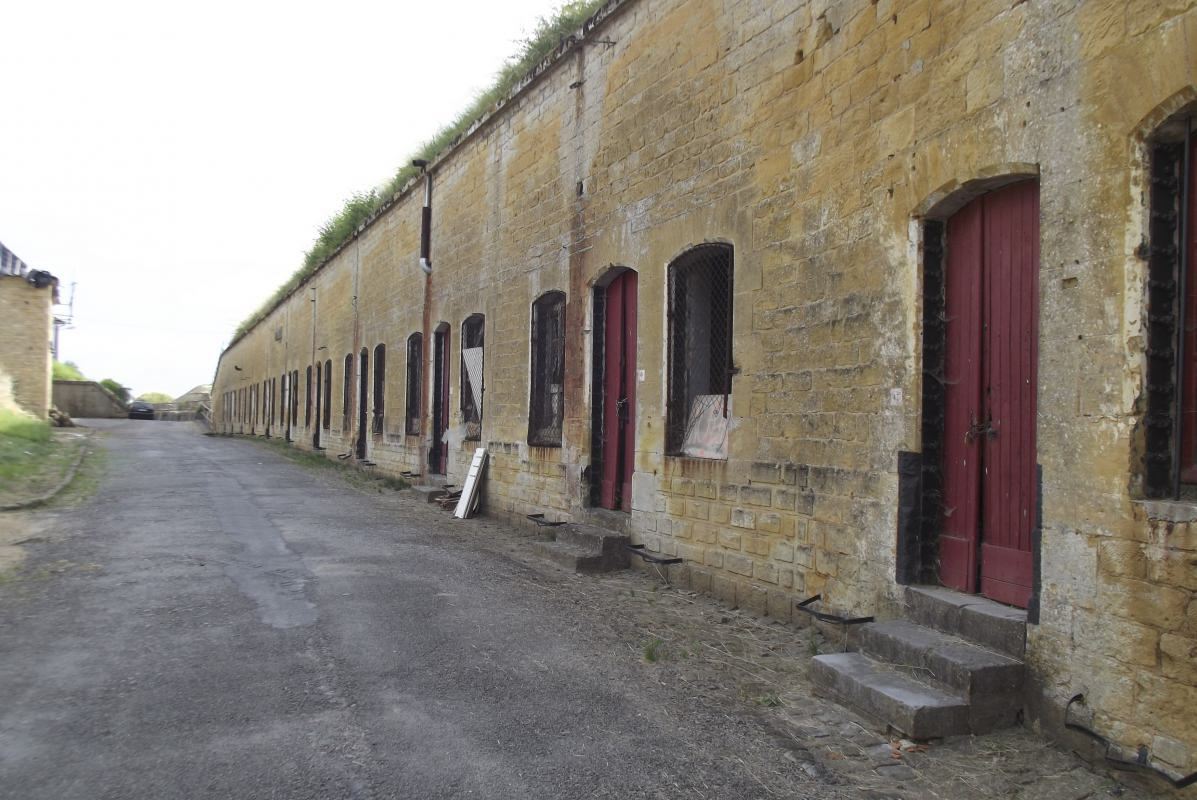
top-left (527, 513), bottom-right (566, 528)
top-left (794, 595), bottom-right (874, 625)
top-left (624, 543), bottom-right (682, 565)
top-left (1065, 695), bottom-right (1197, 788)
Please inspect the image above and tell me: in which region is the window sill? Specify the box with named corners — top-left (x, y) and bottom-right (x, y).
top-left (665, 453), bottom-right (728, 464)
top-left (1140, 499), bottom-right (1197, 523)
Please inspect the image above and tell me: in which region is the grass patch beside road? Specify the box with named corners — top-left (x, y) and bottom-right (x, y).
top-left (0, 410), bottom-right (88, 507)
top-left (239, 436), bottom-right (410, 494)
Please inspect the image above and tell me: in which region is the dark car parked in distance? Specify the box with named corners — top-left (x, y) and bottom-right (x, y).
top-left (128, 401), bottom-right (155, 420)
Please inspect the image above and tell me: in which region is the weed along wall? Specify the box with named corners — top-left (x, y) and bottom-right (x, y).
top-left (213, 0), bottom-right (1197, 776)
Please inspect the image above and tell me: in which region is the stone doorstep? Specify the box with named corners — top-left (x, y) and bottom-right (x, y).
top-left (572, 505), bottom-right (631, 535)
top-left (849, 619), bottom-right (1024, 701)
top-left (904, 585), bottom-right (1027, 659)
top-left (810, 652), bottom-right (972, 740)
top-left (524, 524), bottom-right (632, 574)
top-left (811, 586), bottom-right (1030, 740)
top-left (530, 539), bottom-right (618, 574)
top-left (412, 486), bottom-right (448, 503)
top-left (554, 523), bottom-right (630, 555)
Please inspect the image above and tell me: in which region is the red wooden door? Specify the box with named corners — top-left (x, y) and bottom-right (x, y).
top-left (600, 271), bottom-right (637, 511)
top-left (940, 181), bottom-right (1038, 608)
top-left (940, 199), bottom-right (985, 594)
top-left (979, 181), bottom-right (1038, 607)
top-left (432, 328), bottom-right (450, 474)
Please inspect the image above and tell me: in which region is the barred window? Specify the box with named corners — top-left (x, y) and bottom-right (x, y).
top-left (305, 365), bottom-right (313, 427)
top-left (1145, 119), bottom-right (1197, 498)
top-left (406, 333), bottom-right (423, 435)
top-left (373, 343), bottom-right (386, 435)
top-left (461, 314), bottom-right (484, 440)
top-left (529, 291), bottom-right (566, 447)
top-left (666, 243), bottom-right (734, 458)
top-left (323, 358), bottom-right (332, 430)
top-left (291, 369), bottom-right (300, 426)
top-left (342, 355), bottom-right (353, 431)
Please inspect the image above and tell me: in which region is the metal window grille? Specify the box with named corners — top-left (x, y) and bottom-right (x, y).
top-left (406, 333), bottom-right (423, 435)
top-left (461, 314), bottom-right (484, 440)
top-left (342, 355), bottom-right (353, 431)
top-left (373, 344), bottom-right (386, 435)
top-left (305, 366), bottom-right (313, 427)
top-left (666, 244), bottom-right (734, 455)
top-left (291, 370), bottom-right (300, 426)
top-left (529, 291), bottom-right (566, 447)
top-left (1146, 137), bottom-right (1192, 497)
top-left (323, 359), bottom-right (332, 429)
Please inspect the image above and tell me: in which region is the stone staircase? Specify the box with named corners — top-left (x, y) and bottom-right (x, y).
top-left (810, 586), bottom-right (1027, 740)
top-left (530, 523), bottom-right (630, 574)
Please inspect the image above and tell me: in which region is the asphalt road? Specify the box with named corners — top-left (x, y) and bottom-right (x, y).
top-left (0, 420), bottom-right (838, 800)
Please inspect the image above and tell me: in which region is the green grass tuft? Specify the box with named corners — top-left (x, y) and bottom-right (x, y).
top-left (643, 637), bottom-right (665, 663)
top-left (0, 409), bottom-right (51, 443)
top-left (231, 0), bottom-right (606, 342)
top-left (52, 361), bottom-right (86, 381)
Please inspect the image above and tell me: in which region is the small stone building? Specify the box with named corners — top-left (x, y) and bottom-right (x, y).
top-left (0, 241), bottom-right (57, 419)
top-left (213, 0), bottom-right (1197, 780)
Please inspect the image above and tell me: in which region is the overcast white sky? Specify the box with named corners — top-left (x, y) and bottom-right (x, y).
top-left (2, 0), bottom-right (568, 398)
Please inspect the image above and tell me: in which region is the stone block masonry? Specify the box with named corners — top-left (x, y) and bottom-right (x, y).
top-left (0, 274), bottom-right (55, 419)
top-left (213, 0), bottom-right (1197, 779)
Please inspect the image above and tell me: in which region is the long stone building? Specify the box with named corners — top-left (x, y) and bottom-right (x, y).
top-left (1, 241), bottom-right (58, 419)
top-left (213, 0), bottom-right (1197, 781)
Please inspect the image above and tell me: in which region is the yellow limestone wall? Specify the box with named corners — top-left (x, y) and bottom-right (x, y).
top-left (213, 0), bottom-right (1197, 773)
top-left (0, 276), bottom-right (53, 419)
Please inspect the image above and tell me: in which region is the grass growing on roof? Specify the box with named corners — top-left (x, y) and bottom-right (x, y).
top-left (232, 0), bottom-right (606, 341)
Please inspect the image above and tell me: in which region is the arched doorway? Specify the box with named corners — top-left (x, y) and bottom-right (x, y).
top-left (926, 179), bottom-right (1039, 608)
top-left (357, 348), bottom-right (369, 459)
top-left (590, 269), bottom-right (638, 511)
top-left (430, 323), bottom-right (450, 475)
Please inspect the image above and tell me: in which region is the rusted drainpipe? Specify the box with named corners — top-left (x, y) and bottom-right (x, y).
top-left (414, 159), bottom-right (432, 275)
top-left (414, 159), bottom-right (433, 472)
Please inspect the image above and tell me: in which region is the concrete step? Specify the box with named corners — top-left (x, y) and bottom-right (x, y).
top-left (530, 540), bottom-right (613, 574)
top-left (851, 620), bottom-right (1023, 698)
top-left (554, 524), bottom-right (630, 557)
top-left (849, 620), bottom-right (1024, 733)
top-left (810, 652), bottom-right (970, 740)
top-left (904, 586), bottom-right (1027, 658)
top-left (412, 485), bottom-right (447, 504)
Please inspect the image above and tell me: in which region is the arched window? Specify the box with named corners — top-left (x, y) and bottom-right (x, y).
top-left (1145, 113), bottom-right (1197, 497)
top-left (461, 314), bottom-right (484, 440)
top-left (666, 243), bottom-right (734, 458)
top-left (405, 333), bottom-right (422, 435)
top-left (529, 291), bottom-right (566, 446)
top-left (323, 359), bottom-right (332, 430)
top-left (373, 343), bottom-right (386, 435)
